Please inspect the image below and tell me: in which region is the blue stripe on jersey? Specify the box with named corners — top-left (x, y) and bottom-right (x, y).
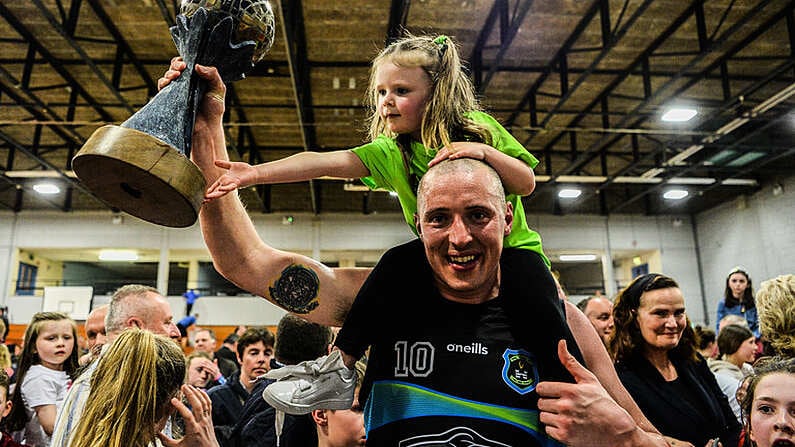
top-left (364, 380), bottom-right (563, 446)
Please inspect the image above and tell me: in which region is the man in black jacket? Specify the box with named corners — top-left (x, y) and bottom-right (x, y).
top-left (207, 327), bottom-right (275, 427)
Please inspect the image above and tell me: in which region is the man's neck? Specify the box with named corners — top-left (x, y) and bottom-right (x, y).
top-left (240, 375), bottom-right (254, 394)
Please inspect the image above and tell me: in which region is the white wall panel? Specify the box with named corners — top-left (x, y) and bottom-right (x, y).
top-left (696, 175), bottom-right (795, 324)
top-left (1, 173), bottom-right (792, 328)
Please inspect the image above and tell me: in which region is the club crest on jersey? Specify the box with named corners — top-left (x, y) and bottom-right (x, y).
top-left (501, 349), bottom-right (538, 395)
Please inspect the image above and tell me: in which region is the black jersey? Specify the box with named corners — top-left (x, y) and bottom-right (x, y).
top-left (336, 239), bottom-right (580, 446)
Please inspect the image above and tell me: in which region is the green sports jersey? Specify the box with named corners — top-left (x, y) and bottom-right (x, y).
top-left (351, 111), bottom-right (549, 267)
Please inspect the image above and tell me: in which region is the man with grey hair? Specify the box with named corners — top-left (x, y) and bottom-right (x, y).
top-left (103, 284), bottom-right (181, 340)
top-left (50, 284), bottom-right (180, 447)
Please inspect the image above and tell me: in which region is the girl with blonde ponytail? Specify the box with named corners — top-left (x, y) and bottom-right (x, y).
top-left (68, 329), bottom-right (218, 447)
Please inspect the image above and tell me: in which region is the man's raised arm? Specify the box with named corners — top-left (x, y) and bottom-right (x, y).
top-left (186, 64), bottom-right (369, 327)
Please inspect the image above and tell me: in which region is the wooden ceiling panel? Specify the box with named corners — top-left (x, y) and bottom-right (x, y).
top-left (0, 0), bottom-right (790, 217)
top-left (303, 0), bottom-right (390, 62)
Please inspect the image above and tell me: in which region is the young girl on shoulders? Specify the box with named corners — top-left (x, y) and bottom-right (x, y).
top-left (6, 312), bottom-right (78, 447)
top-left (164, 33), bottom-right (548, 266)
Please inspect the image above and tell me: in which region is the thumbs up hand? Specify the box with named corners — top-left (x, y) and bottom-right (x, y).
top-left (536, 340), bottom-right (642, 447)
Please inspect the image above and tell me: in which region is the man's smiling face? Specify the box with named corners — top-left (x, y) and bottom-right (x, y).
top-left (416, 159), bottom-right (512, 304)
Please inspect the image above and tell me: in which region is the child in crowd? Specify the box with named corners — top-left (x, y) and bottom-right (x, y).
top-left (311, 360), bottom-right (368, 447)
top-left (185, 351), bottom-right (220, 390)
top-left (739, 356), bottom-right (795, 447)
top-left (0, 370), bottom-right (22, 447)
top-left (718, 267), bottom-right (759, 337)
top-left (695, 325), bottom-right (719, 360)
top-left (6, 312), bottom-right (78, 447)
top-left (710, 324), bottom-right (757, 422)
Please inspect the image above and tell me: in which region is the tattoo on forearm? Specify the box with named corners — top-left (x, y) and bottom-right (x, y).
top-left (269, 264), bottom-right (320, 313)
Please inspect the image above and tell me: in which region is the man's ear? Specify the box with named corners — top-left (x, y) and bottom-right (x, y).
top-left (414, 213), bottom-right (422, 238)
top-left (504, 202), bottom-right (514, 236)
top-left (311, 409), bottom-right (328, 426)
top-left (126, 317), bottom-right (143, 329)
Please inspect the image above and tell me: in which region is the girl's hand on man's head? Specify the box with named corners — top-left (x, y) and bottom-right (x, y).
top-left (428, 142), bottom-right (491, 168)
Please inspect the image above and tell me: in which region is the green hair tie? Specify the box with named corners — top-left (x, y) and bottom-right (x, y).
top-left (433, 35), bottom-right (449, 56)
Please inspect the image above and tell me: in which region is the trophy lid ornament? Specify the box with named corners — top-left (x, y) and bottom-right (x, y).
top-left (72, 0), bottom-right (275, 228)
top-left (181, 0), bottom-right (275, 63)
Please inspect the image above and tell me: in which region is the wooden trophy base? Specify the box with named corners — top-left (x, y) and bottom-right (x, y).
top-left (72, 125), bottom-right (206, 228)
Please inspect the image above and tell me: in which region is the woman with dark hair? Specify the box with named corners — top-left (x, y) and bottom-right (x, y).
top-left (609, 273), bottom-right (741, 447)
top-left (717, 267), bottom-right (759, 338)
top-left (710, 324), bottom-right (757, 422)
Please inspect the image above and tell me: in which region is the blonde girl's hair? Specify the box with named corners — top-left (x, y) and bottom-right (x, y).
top-left (68, 329), bottom-right (186, 447)
top-left (0, 344), bottom-right (11, 370)
top-left (365, 34), bottom-right (493, 152)
top-left (756, 274), bottom-right (795, 357)
top-left (6, 312), bottom-right (79, 432)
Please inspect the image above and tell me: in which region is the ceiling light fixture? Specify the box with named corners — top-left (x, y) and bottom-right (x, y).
top-left (726, 151), bottom-right (766, 167)
top-left (558, 188), bottom-right (582, 198)
top-left (33, 183), bottom-right (60, 194)
top-left (661, 107), bottom-right (697, 122)
top-left (559, 254), bottom-right (597, 262)
top-left (98, 249), bottom-right (138, 261)
top-left (663, 189), bottom-right (689, 200)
